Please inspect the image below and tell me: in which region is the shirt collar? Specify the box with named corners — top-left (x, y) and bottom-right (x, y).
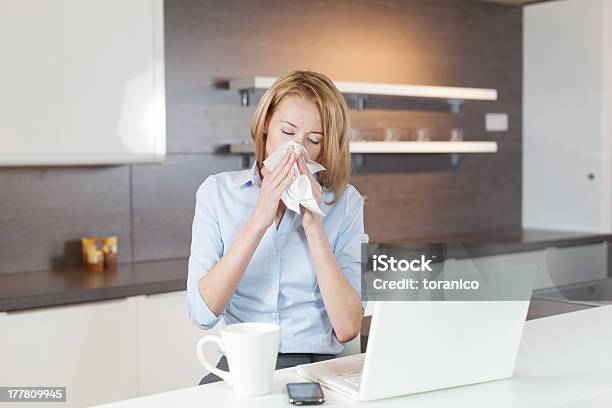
top-left (230, 161), bottom-right (262, 189)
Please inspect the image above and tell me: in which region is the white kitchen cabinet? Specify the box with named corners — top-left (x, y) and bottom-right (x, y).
top-left (0, 291), bottom-right (220, 407)
top-left (543, 243), bottom-right (609, 289)
top-left (523, 0), bottom-right (612, 233)
top-left (0, 0), bottom-right (166, 166)
top-left (0, 298), bottom-right (139, 408)
top-left (136, 291), bottom-right (222, 396)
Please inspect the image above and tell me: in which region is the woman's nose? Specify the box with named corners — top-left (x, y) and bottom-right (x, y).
top-left (291, 134), bottom-right (306, 146)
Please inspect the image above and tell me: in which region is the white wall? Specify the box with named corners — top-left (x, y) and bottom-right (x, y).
top-left (523, 0), bottom-right (612, 233)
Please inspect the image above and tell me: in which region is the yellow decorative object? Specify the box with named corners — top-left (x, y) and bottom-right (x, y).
top-left (86, 248), bottom-right (103, 264)
top-left (86, 249), bottom-right (104, 272)
top-left (81, 237), bottom-right (98, 263)
top-left (101, 236), bottom-right (118, 254)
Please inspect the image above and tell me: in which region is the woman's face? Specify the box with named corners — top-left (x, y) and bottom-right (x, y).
top-left (264, 95), bottom-right (323, 162)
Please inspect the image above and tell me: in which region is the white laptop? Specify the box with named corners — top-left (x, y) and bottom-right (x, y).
top-left (297, 299), bottom-right (532, 401)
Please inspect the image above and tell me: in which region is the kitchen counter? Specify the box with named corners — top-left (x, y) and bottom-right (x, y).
top-left (0, 229), bottom-right (609, 313)
top-left (381, 228), bottom-right (612, 262)
top-left (92, 305), bottom-right (612, 407)
top-left (387, 228), bottom-right (611, 250)
top-left (0, 258), bottom-right (188, 312)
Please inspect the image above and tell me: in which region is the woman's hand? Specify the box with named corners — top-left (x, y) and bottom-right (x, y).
top-left (251, 146), bottom-right (297, 231)
top-left (296, 154), bottom-right (323, 231)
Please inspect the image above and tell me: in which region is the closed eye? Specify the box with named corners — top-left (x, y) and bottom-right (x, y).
top-left (308, 138), bottom-right (320, 145)
top-left (282, 130), bottom-right (294, 136)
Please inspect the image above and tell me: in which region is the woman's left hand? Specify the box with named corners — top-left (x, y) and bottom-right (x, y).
top-left (296, 154), bottom-right (323, 231)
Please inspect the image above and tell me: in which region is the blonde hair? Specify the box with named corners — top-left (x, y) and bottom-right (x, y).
top-left (249, 71), bottom-right (351, 204)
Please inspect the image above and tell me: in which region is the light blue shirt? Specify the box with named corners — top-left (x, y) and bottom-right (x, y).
top-left (187, 162), bottom-right (369, 354)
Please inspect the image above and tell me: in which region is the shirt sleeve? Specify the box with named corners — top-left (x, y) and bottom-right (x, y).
top-left (333, 185), bottom-right (369, 311)
top-left (186, 175), bottom-right (224, 329)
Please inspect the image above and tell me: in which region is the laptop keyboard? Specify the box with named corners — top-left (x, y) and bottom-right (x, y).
top-left (335, 369), bottom-right (363, 387)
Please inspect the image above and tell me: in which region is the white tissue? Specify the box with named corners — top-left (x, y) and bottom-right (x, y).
top-left (263, 141), bottom-right (326, 216)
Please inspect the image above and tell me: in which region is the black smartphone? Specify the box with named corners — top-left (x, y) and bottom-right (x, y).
top-left (286, 382), bottom-right (325, 405)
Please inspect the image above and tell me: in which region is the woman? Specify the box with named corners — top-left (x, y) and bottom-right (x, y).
top-left (187, 71), bottom-right (369, 384)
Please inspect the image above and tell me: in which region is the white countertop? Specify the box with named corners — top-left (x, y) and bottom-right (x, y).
top-left (93, 305), bottom-right (612, 407)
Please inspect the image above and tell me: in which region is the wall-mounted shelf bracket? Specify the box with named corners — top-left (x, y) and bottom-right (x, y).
top-left (447, 99), bottom-right (464, 114)
top-left (239, 89), bottom-right (252, 107)
top-left (356, 95), bottom-right (368, 111)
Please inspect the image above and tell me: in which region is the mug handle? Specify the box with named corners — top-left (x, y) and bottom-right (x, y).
top-left (196, 335), bottom-right (232, 385)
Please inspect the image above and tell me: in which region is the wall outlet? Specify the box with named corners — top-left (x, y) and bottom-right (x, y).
top-left (485, 113), bottom-right (509, 132)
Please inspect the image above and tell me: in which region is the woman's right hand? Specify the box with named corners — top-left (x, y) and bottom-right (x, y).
top-left (251, 146), bottom-right (297, 231)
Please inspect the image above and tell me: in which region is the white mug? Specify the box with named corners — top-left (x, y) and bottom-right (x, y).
top-left (196, 322), bottom-right (281, 396)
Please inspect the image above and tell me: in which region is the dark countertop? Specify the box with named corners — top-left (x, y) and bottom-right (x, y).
top-left (0, 258), bottom-right (188, 312)
top-left (0, 229), bottom-right (610, 313)
top-left (387, 228), bottom-right (611, 248)
top-left (384, 228), bottom-right (612, 260)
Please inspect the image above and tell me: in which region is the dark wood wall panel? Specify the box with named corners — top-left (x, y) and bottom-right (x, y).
top-left (0, 166), bottom-right (132, 273)
top-left (352, 150), bottom-right (521, 241)
top-left (165, 0), bottom-right (522, 151)
top-left (131, 154), bottom-right (241, 262)
top-left (165, 0), bottom-right (522, 241)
